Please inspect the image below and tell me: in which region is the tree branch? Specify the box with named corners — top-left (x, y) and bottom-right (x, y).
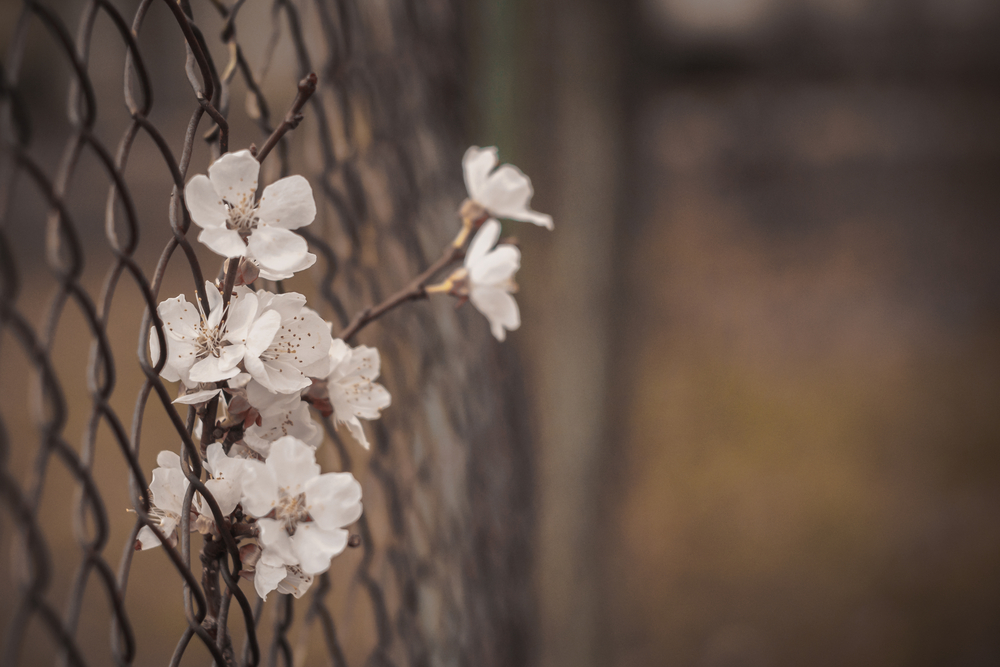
top-left (339, 245), bottom-right (464, 342)
top-left (254, 72), bottom-right (317, 165)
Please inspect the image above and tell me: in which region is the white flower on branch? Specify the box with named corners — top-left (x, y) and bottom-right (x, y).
top-left (243, 291), bottom-right (333, 394)
top-left (462, 146), bottom-right (553, 229)
top-left (253, 556), bottom-right (315, 600)
top-left (135, 445), bottom-right (247, 551)
top-left (243, 382), bottom-right (323, 457)
top-left (434, 219), bottom-right (520, 341)
top-left (151, 283), bottom-right (257, 386)
top-left (183, 149), bottom-right (317, 280)
top-left (301, 337), bottom-right (391, 450)
top-left (237, 544), bottom-right (314, 598)
top-left (136, 451), bottom-right (190, 550)
top-left (240, 436), bottom-right (363, 599)
top-left (202, 442), bottom-right (247, 516)
top-left (325, 340), bottom-right (391, 450)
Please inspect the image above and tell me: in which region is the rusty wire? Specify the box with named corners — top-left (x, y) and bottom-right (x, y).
top-left (0, 0), bottom-right (493, 664)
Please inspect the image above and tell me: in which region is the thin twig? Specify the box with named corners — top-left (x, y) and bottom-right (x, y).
top-left (219, 256), bottom-right (240, 319)
top-left (339, 244), bottom-right (463, 342)
top-left (200, 537), bottom-right (236, 666)
top-left (254, 72), bottom-right (317, 165)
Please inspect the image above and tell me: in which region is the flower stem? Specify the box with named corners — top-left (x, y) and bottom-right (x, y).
top-left (200, 536), bottom-right (237, 666)
top-left (339, 244), bottom-right (464, 342)
top-left (254, 72), bottom-right (318, 165)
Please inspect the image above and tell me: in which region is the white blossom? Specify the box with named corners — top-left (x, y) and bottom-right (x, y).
top-left (201, 443), bottom-right (247, 516)
top-left (253, 554), bottom-right (314, 599)
top-left (324, 339), bottom-right (391, 450)
top-left (240, 437), bottom-right (362, 599)
top-left (243, 385), bottom-right (323, 457)
top-left (462, 146), bottom-right (553, 229)
top-left (462, 219), bottom-right (521, 341)
top-left (243, 291), bottom-right (333, 395)
top-left (150, 283), bottom-right (257, 386)
top-left (136, 451), bottom-right (189, 550)
top-left (135, 445), bottom-right (247, 550)
top-left (183, 149), bottom-right (317, 279)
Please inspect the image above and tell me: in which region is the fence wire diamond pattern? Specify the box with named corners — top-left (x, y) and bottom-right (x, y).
top-left (0, 0), bottom-right (533, 665)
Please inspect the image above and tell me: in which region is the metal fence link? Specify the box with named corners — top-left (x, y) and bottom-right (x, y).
top-left (0, 0), bottom-right (535, 665)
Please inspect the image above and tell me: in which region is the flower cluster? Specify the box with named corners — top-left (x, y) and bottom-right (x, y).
top-left (137, 144), bottom-right (549, 603)
top-left (429, 146), bottom-right (553, 341)
top-left (140, 150), bottom-right (390, 600)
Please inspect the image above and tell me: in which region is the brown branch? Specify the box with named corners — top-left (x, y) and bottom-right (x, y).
top-left (254, 72), bottom-right (317, 165)
top-left (200, 537), bottom-right (237, 666)
top-left (339, 245), bottom-right (464, 342)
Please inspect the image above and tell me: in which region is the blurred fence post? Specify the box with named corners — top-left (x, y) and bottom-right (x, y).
top-left (468, 0), bottom-right (630, 665)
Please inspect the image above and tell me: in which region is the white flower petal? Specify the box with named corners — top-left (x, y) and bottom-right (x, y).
top-left (246, 401), bottom-right (322, 453)
top-left (197, 227), bottom-right (247, 259)
top-left (224, 291), bottom-right (258, 342)
top-left (207, 149), bottom-right (259, 208)
top-left (466, 219), bottom-right (501, 267)
top-left (247, 227), bottom-right (310, 273)
top-left (255, 252), bottom-right (317, 281)
top-left (189, 355), bottom-right (241, 383)
top-left (469, 286), bottom-right (520, 341)
top-left (183, 174), bottom-right (228, 230)
top-left (136, 525), bottom-right (164, 550)
top-left (327, 338), bottom-right (351, 368)
top-left (253, 557), bottom-right (287, 601)
top-left (462, 146), bottom-right (498, 201)
top-left (242, 355), bottom-right (267, 386)
top-left (240, 459), bottom-right (279, 517)
top-left (348, 383), bottom-right (391, 420)
top-left (291, 523), bottom-right (348, 575)
top-left (242, 430), bottom-right (272, 458)
top-left (305, 472), bottom-right (363, 531)
top-left (267, 436), bottom-right (320, 494)
top-left (469, 245), bottom-right (520, 286)
top-left (331, 345), bottom-right (381, 383)
top-left (256, 291), bottom-right (307, 323)
top-left (300, 352), bottom-right (334, 379)
top-left (157, 295), bottom-right (200, 341)
top-left (343, 417), bottom-right (370, 450)
top-left (245, 309), bottom-right (281, 358)
top-left (149, 329), bottom-right (181, 382)
top-left (245, 379), bottom-right (300, 412)
top-left (256, 360), bottom-right (311, 394)
top-left (507, 207), bottom-right (552, 229)
top-left (475, 164), bottom-right (553, 229)
top-left (274, 565), bottom-right (313, 598)
top-left (156, 450), bottom-right (181, 469)
top-left (267, 308), bottom-right (332, 370)
top-left (204, 443), bottom-right (246, 515)
top-left (172, 388), bottom-right (222, 405)
top-left (257, 518), bottom-right (297, 564)
top-left (256, 175), bottom-right (316, 230)
top-left (204, 283), bottom-right (223, 327)
top-left (204, 478), bottom-right (238, 516)
top-left (218, 345), bottom-right (246, 373)
top-left (150, 464), bottom-right (188, 517)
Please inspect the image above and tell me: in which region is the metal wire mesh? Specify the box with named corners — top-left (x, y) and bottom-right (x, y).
top-left (0, 0), bottom-right (534, 665)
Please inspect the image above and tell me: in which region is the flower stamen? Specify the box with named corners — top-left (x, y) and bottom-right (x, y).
top-left (275, 490), bottom-right (310, 535)
top-left (224, 200), bottom-right (259, 236)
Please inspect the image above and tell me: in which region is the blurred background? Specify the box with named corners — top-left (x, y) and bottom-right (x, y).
top-left (490, 1), bottom-right (1000, 666)
top-left (2, 0), bottom-right (1000, 665)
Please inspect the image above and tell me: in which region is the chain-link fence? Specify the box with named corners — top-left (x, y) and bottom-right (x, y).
top-left (0, 0), bottom-right (534, 665)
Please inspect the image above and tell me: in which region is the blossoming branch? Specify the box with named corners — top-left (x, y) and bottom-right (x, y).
top-left (134, 73), bottom-right (551, 655)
